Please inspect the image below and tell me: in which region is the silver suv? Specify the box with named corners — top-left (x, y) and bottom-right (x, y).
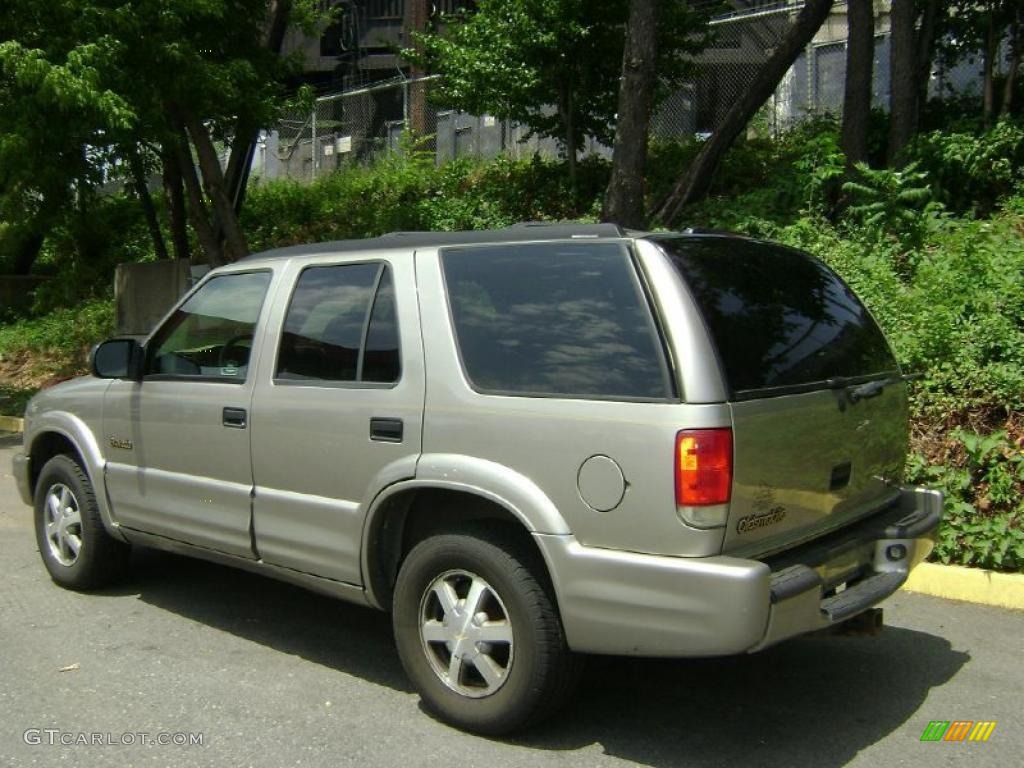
top-left (12, 224), bottom-right (941, 734)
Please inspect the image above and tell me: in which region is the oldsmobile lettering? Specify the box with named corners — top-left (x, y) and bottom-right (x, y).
top-left (736, 506), bottom-right (787, 534)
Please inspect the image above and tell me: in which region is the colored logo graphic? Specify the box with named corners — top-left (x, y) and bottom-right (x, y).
top-left (920, 721), bottom-right (997, 742)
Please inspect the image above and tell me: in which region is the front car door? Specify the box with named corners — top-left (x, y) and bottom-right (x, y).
top-left (102, 268), bottom-right (276, 557)
top-left (249, 252), bottom-right (424, 584)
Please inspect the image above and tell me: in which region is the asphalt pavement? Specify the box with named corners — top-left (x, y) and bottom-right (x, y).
top-left (1, 432), bottom-right (1021, 768)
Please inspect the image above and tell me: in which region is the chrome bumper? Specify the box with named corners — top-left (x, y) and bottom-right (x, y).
top-left (535, 486), bottom-right (943, 658)
top-left (11, 452), bottom-right (32, 506)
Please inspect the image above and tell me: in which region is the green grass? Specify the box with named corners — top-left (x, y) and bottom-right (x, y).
top-left (0, 384), bottom-right (34, 418)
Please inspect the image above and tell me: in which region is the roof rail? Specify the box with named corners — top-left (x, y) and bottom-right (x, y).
top-left (243, 223), bottom-right (631, 261)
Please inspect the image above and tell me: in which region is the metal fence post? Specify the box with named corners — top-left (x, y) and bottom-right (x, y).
top-left (311, 104), bottom-right (318, 182)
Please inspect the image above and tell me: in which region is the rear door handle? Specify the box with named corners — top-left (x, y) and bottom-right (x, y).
top-left (370, 417), bottom-right (403, 443)
top-left (223, 407), bottom-right (247, 429)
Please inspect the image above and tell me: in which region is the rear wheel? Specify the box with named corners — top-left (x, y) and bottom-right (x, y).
top-left (393, 528), bottom-right (581, 735)
top-left (34, 455), bottom-right (130, 590)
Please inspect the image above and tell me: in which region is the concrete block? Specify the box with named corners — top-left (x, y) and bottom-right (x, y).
top-left (114, 260), bottom-right (191, 336)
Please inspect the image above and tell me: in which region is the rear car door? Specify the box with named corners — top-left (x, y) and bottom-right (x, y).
top-left (102, 269), bottom-right (275, 557)
top-left (654, 235), bottom-right (908, 557)
top-left (248, 253), bottom-right (424, 584)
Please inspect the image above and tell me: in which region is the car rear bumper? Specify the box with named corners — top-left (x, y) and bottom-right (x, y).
top-left (11, 452), bottom-right (32, 506)
top-left (534, 486), bottom-right (942, 657)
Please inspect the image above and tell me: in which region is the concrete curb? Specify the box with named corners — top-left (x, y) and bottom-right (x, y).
top-left (902, 562), bottom-right (1024, 611)
top-left (0, 415), bottom-right (24, 433)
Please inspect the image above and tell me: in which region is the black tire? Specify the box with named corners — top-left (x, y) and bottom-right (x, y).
top-left (393, 526), bottom-right (581, 735)
top-left (33, 454), bottom-right (130, 590)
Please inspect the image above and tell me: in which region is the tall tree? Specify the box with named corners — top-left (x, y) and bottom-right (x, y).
top-left (603, 0), bottom-right (660, 228)
top-left (0, 0), bottom-right (315, 271)
top-left (888, 0), bottom-right (919, 163)
top-left (1004, 6), bottom-right (1022, 116)
top-left (652, 0), bottom-right (835, 224)
top-left (935, 2), bottom-right (1020, 126)
top-left (411, 0), bottom-right (707, 194)
top-left (841, 0), bottom-right (874, 169)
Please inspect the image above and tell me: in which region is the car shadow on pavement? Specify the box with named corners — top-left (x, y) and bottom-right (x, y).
top-left (0, 432), bottom-right (23, 449)
top-left (112, 548), bottom-right (967, 767)
top-left (113, 548), bottom-right (413, 692)
top-left (516, 627), bottom-right (968, 766)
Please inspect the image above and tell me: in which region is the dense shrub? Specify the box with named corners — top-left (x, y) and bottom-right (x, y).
top-left (906, 121), bottom-right (1024, 215)
top-left (243, 152), bottom-right (609, 252)
top-left (0, 299), bottom-right (114, 359)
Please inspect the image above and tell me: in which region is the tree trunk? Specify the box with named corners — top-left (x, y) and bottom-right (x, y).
top-left (982, 8), bottom-right (998, 127)
top-left (652, 0), bottom-right (835, 223)
top-left (161, 147), bottom-right (191, 261)
top-left (405, 0), bottom-right (430, 135)
top-left (602, 0), bottom-right (659, 228)
top-left (1004, 12), bottom-right (1022, 116)
top-left (9, 225), bottom-right (46, 276)
top-left (127, 146), bottom-right (169, 260)
top-left (181, 109), bottom-right (250, 262)
top-left (841, 0), bottom-right (874, 169)
top-left (888, 0), bottom-right (919, 164)
top-left (559, 80), bottom-right (578, 198)
top-left (915, 0), bottom-right (940, 111)
top-left (220, 0), bottom-right (294, 219)
top-left (171, 130), bottom-right (225, 267)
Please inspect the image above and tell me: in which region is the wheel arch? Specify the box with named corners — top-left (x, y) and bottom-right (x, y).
top-left (360, 479), bottom-right (568, 612)
top-left (25, 413), bottom-right (124, 541)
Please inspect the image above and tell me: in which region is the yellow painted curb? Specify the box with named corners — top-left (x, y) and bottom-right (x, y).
top-left (0, 415), bottom-right (24, 433)
top-left (902, 562), bottom-right (1024, 611)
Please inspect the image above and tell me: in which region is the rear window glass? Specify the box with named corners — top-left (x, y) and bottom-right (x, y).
top-left (655, 236), bottom-right (898, 397)
top-left (441, 242), bottom-right (671, 400)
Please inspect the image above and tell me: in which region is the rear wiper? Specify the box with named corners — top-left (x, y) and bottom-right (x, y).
top-left (848, 373), bottom-right (922, 403)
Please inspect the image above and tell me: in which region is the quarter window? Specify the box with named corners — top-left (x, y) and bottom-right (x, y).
top-left (276, 263), bottom-right (401, 384)
top-left (146, 271), bottom-right (272, 381)
top-left (441, 242), bottom-right (670, 400)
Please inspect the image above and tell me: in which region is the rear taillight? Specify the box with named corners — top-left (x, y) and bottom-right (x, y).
top-left (675, 428), bottom-right (733, 507)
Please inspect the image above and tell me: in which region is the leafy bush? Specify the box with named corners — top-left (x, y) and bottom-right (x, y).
top-left (841, 161), bottom-right (945, 257)
top-left (29, 193), bottom-right (154, 315)
top-left (0, 384), bottom-right (35, 417)
top-left (243, 151), bottom-right (609, 253)
top-left (905, 121), bottom-right (1024, 215)
top-left (0, 299), bottom-right (114, 360)
top-left (908, 429), bottom-right (1024, 572)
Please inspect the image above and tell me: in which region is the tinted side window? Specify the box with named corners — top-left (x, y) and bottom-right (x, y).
top-left (276, 263), bottom-right (401, 384)
top-left (146, 271), bottom-right (272, 381)
top-left (441, 243), bottom-right (670, 399)
top-left (656, 236), bottom-right (899, 397)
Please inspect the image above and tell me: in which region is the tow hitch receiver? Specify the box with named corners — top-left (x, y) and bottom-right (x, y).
top-left (830, 607), bottom-right (884, 637)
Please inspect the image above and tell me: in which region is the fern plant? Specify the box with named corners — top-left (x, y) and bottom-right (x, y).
top-left (842, 161), bottom-right (945, 256)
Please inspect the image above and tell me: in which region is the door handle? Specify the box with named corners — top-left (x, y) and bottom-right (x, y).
top-left (370, 417), bottom-right (403, 443)
top-left (223, 407), bottom-right (247, 429)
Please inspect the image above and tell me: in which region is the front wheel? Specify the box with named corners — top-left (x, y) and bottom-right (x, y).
top-left (393, 528), bottom-right (581, 735)
top-left (34, 455), bottom-right (130, 590)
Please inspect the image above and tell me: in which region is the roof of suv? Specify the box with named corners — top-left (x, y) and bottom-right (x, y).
top-left (242, 223), bottom-right (637, 263)
top-left (238, 223), bottom-right (757, 266)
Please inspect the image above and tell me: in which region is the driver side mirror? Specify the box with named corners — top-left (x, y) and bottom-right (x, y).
top-left (91, 338), bottom-right (144, 381)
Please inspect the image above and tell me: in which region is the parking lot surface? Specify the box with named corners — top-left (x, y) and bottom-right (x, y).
top-left (1, 432), bottom-right (1021, 767)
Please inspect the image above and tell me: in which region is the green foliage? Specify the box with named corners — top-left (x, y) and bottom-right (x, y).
top-left (31, 194), bottom-right (155, 314)
top-left (907, 429), bottom-right (1024, 572)
top-left (243, 152), bottom-right (609, 251)
top-left (0, 0), bottom-right (318, 272)
top-left (410, 0), bottom-right (710, 152)
top-left (905, 121), bottom-right (1024, 215)
top-left (842, 161), bottom-right (945, 254)
top-left (0, 384), bottom-right (35, 418)
top-left (0, 299), bottom-right (114, 360)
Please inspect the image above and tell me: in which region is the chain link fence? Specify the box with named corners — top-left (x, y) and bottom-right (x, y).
top-left (255, 1), bottom-right (989, 182)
